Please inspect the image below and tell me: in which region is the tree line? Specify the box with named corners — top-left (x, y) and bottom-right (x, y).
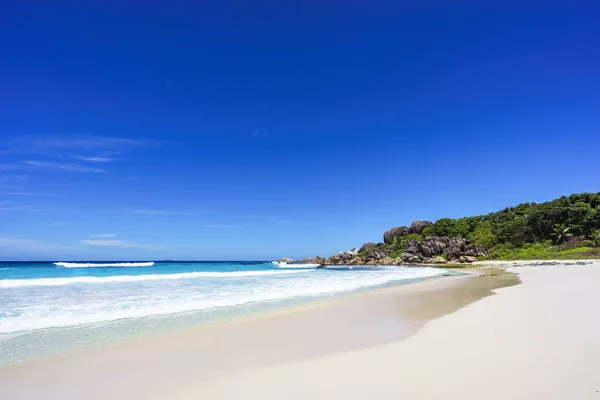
top-left (421, 192), bottom-right (600, 253)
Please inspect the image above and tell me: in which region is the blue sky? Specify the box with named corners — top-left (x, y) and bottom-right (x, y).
top-left (1, 2), bottom-right (599, 261)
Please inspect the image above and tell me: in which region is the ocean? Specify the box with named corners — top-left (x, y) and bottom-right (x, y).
top-left (0, 261), bottom-right (450, 366)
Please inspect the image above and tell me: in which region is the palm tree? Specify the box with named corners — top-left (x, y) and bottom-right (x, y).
top-left (591, 229), bottom-right (600, 247)
top-left (552, 224), bottom-right (572, 244)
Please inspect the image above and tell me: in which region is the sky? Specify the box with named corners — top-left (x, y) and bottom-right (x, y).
top-left (1, 2), bottom-right (599, 261)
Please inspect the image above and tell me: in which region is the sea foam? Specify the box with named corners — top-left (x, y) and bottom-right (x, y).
top-left (54, 262), bottom-right (155, 268)
top-left (274, 262), bottom-right (320, 268)
top-left (0, 266), bottom-right (447, 334)
top-left (0, 269), bottom-right (311, 288)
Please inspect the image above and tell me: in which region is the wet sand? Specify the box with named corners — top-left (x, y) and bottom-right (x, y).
top-left (0, 270), bottom-right (517, 399)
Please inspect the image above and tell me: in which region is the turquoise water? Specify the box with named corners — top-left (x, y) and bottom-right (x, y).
top-left (0, 261), bottom-right (449, 365)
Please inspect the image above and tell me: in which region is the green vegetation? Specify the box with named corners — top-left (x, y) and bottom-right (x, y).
top-left (487, 241), bottom-right (600, 260)
top-left (425, 192), bottom-right (600, 260)
top-left (391, 233), bottom-right (423, 250)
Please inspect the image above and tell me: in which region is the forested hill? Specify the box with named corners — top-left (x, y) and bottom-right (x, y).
top-left (419, 192), bottom-right (600, 259)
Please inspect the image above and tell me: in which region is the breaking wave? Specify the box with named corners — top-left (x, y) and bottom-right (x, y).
top-left (273, 262), bottom-right (320, 268)
top-left (0, 269), bottom-right (311, 288)
top-left (54, 262), bottom-right (155, 268)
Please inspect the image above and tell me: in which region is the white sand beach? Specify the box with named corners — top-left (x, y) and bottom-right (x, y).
top-left (172, 262), bottom-right (600, 400)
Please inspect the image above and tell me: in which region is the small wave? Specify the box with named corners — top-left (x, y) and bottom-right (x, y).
top-left (275, 262), bottom-right (320, 269)
top-left (54, 262), bottom-right (155, 268)
top-left (0, 269), bottom-right (311, 288)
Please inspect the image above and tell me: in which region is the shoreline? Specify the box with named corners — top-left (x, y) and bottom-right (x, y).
top-left (174, 261), bottom-right (600, 400)
top-left (0, 268), bottom-right (518, 399)
top-left (0, 267), bottom-right (452, 367)
top-left (3, 260), bottom-right (599, 399)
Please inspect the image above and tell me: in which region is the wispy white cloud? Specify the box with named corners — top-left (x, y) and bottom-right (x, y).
top-left (80, 239), bottom-right (154, 248)
top-left (8, 135), bottom-right (162, 151)
top-left (204, 224), bottom-right (241, 229)
top-left (0, 135), bottom-right (165, 176)
top-left (0, 192), bottom-right (38, 196)
top-left (131, 209), bottom-right (192, 216)
top-left (166, 80), bottom-right (181, 88)
top-left (22, 160), bottom-right (105, 173)
top-left (72, 155), bottom-right (115, 162)
top-left (90, 233), bottom-right (117, 238)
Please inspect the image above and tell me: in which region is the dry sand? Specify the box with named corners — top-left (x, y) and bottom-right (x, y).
top-left (1, 263), bottom-right (599, 399)
top-left (172, 263), bottom-right (600, 400)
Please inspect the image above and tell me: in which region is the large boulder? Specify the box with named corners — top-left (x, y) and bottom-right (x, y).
top-left (328, 254), bottom-right (342, 264)
top-left (405, 239), bottom-right (421, 254)
top-left (408, 220), bottom-right (433, 234)
top-left (348, 257), bottom-right (364, 265)
top-left (370, 248), bottom-right (393, 260)
top-left (408, 255), bottom-right (421, 263)
top-left (421, 236), bottom-right (450, 255)
top-left (340, 253), bottom-right (352, 261)
top-left (347, 248), bottom-right (360, 256)
top-left (443, 237), bottom-right (470, 259)
top-left (383, 226), bottom-right (409, 244)
top-left (360, 242), bottom-right (378, 253)
top-left (399, 252), bottom-right (420, 263)
top-left (379, 257), bottom-right (394, 265)
top-left (392, 258), bottom-right (405, 266)
top-left (431, 256), bottom-right (447, 264)
top-left (400, 253), bottom-right (412, 262)
top-left (463, 244), bottom-right (488, 257)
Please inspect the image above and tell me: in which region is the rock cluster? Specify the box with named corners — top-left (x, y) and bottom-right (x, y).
top-left (359, 242), bottom-right (378, 253)
top-left (326, 248), bottom-right (360, 264)
top-left (399, 236), bottom-right (487, 264)
top-left (297, 220), bottom-right (489, 266)
top-left (383, 226), bottom-right (408, 244)
top-left (383, 220), bottom-right (434, 244)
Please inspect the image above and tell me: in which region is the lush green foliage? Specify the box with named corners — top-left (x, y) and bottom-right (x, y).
top-left (391, 233), bottom-right (423, 250)
top-left (425, 193), bottom-right (599, 242)
top-left (468, 221), bottom-right (497, 250)
top-left (486, 241), bottom-right (599, 260)
top-left (360, 193), bottom-right (600, 261)
top-left (423, 192), bottom-right (600, 259)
